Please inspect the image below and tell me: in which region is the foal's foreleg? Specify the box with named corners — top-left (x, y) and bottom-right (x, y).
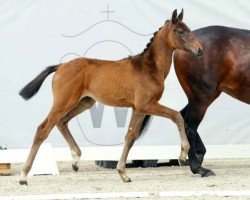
top-left (57, 97), bottom-right (95, 171)
top-left (136, 102), bottom-right (190, 166)
top-left (117, 110), bottom-right (145, 182)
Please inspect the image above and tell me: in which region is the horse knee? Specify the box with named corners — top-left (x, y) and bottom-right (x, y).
top-left (185, 126), bottom-right (196, 141)
top-left (171, 112), bottom-right (185, 131)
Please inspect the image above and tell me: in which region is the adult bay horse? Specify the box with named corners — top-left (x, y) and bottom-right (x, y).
top-left (174, 26), bottom-right (250, 177)
top-left (19, 9), bottom-right (202, 185)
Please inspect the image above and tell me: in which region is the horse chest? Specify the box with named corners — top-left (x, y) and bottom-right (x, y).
top-left (142, 79), bottom-right (165, 101)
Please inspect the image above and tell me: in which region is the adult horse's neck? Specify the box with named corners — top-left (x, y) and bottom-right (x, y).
top-left (140, 23), bottom-right (174, 79)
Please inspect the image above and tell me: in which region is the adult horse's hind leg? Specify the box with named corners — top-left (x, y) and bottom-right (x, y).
top-left (56, 97), bottom-right (95, 171)
top-left (117, 110), bottom-right (145, 182)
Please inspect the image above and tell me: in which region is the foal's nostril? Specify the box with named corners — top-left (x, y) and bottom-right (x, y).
top-left (197, 49), bottom-right (203, 57)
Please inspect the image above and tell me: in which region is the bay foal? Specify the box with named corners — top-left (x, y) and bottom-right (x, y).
top-left (19, 9), bottom-right (202, 185)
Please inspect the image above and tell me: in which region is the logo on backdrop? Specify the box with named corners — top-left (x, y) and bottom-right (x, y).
top-left (60, 4), bottom-right (153, 145)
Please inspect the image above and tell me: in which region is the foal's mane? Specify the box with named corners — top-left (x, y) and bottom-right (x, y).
top-left (140, 20), bottom-right (170, 55)
top-left (136, 20), bottom-right (170, 137)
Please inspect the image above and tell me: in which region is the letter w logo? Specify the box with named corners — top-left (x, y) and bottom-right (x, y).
top-left (89, 103), bottom-right (128, 128)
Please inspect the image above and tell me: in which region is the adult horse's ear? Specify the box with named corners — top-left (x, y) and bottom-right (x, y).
top-left (171, 9), bottom-right (178, 24)
top-left (177, 9), bottom-right (184, 21)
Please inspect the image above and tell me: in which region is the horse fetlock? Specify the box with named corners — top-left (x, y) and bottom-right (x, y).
top-left (190, 163), bottom-right (201, 174)
top-left (116, 165), bottom-right (125, 174)
top-left (117, 167), bottom-right (131, 183)
top-left (182, 143), bottom-right (190, 153)
top-left (197, 154), bottom-right (205, 164)
top-left (178, 156), bottom-right (186, 166)
top-left (71, 150), bottom-right (81, 171)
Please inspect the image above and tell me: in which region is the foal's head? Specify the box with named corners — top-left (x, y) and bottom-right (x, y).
top-left (162, 9), bottom-right (203, 57)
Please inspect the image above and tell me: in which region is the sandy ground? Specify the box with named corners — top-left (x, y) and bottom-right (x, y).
top-left (0, 159), bottom-right (250, 199)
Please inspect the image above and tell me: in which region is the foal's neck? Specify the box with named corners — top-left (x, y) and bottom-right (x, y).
top-left (141, 25), bottom-right (174, 79)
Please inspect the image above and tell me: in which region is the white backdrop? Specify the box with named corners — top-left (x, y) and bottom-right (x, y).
top-left (0, 0), bottom-right (249, 149)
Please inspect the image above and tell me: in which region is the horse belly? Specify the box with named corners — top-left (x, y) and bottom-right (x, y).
top-left (234, 86), bottom-right (250, 104)
top-left (222, 84), bottom-right (250, 104)
top-left (88, 79), bottom-right (135, 107)
top-left (89, 93), bottom-right (134, 107)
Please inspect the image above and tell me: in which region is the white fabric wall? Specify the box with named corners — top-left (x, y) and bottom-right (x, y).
top-left (0, 0), bottom-right (249, 148)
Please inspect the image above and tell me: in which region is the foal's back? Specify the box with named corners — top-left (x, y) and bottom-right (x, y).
top-left (53, 57), bottom-right (146, 107)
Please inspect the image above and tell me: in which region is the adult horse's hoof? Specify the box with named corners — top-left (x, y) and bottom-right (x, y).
top-left (198, 167), bottom-right (215, 177)
top-left (72, 164), bottom-right (79, 172)
top-left (19, 180), bottom-right (28, 185)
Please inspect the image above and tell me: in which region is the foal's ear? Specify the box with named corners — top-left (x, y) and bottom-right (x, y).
top-left (177, 9), bottom-right (184, 21)
top-left (171, 9), bottom-right (178, 24)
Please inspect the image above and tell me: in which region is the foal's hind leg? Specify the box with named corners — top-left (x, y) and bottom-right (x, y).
top-left (57, 97), bottom-right (95, 171)
top-left (20, 99), bottom-right (81, 185)
top-left (117, 110), bottom-right (145, 182)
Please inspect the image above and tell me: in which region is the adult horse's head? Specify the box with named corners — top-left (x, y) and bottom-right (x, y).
top-left (163, 9), bottom-right (203, 57)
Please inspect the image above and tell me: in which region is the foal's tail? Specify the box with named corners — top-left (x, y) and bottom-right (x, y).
top-left (19, 64), bottom-right (60, 100)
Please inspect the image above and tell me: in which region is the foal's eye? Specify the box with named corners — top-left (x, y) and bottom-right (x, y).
top-left (178, 29), bottom-right (184, 35)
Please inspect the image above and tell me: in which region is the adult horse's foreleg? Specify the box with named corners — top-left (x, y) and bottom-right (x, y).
top-left (136, 102), bottom-right (190, 166)
top-left (184, 103), bottom-right (215, 177)
top-left (57, 97), bottom-right (95, 171)
top-left (180, 104), bottom-right (206, 164)
top-left (117, 110), bottom-right (145, 182)
top-left (195, 133), bottom-right (206, 164)
top-left (184, 89), bottom-right (221, 177)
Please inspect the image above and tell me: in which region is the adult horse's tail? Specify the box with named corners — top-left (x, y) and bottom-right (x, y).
top-left (19, 64), bottom-right (60, 100)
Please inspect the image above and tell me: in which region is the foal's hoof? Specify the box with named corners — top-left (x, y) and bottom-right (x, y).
top-left (72, 164), bottom-right (79, 172)
top-left (19, 180), bottom-right (28, 185)
top-left (198, 167), bottom-right (215, 177)
top-left (178, 157), bottom-right (186, 166)
top-left (123, 178), bottom-right (132, 183)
